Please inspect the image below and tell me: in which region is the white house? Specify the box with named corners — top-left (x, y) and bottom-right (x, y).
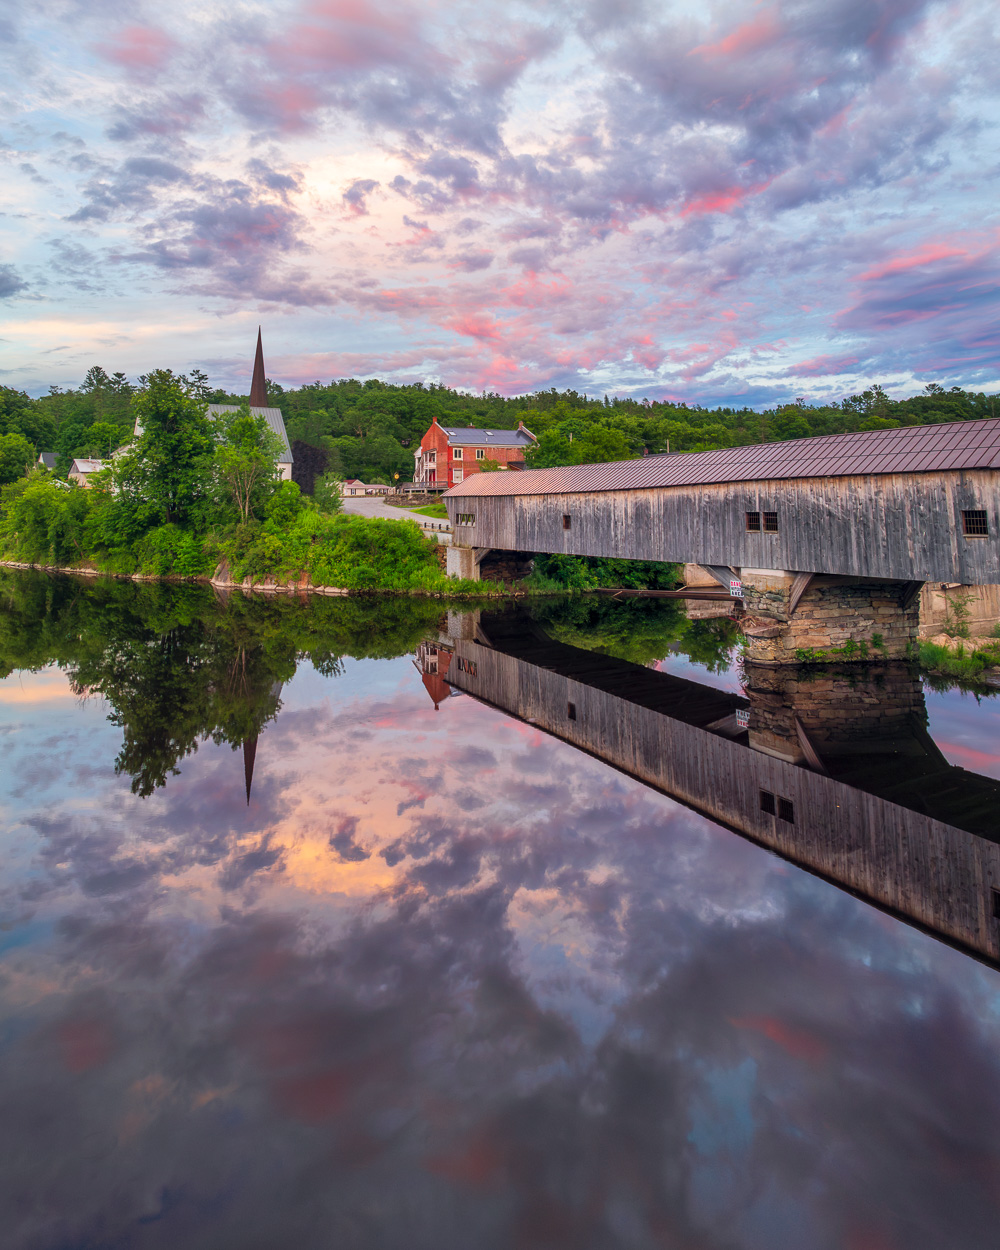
top-left (68, 458), bottom-right (106, 487)
top-left (206, 330), bottom-right (293, 480)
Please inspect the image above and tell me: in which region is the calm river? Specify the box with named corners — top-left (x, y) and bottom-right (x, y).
top-left (2, 570), bottom-right (1000, 1249)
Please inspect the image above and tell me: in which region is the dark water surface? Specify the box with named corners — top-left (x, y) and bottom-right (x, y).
top-left (2, 572), bottom-right (1000, 1249)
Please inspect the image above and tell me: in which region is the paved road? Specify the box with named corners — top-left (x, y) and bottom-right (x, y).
top-left (340, 495), bottom-right (452, 539)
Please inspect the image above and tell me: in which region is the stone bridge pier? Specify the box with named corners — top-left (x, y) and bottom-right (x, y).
top-left (738, 569), bottom-right (921, 665)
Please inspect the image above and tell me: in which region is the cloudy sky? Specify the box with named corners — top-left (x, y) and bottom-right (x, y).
top-left (2, 0), bottom-right (999, 403)
top-left (4, 636), bottom-right (1000, 1246)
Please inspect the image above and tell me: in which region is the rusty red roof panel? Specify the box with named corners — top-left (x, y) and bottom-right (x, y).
top-left (444, 417), bottom-right (1000, 498)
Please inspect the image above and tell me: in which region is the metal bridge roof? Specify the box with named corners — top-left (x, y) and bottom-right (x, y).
top-left (444, 416), bottom-right (1000, 498)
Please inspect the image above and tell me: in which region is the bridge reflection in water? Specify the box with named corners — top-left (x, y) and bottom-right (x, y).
top-left (431, 611), bottom-right (1000, 969)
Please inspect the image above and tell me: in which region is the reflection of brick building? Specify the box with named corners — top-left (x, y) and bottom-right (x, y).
top-left (414, 641), bottom-right (458, 709)
top-left (413, 417), bottom-right (536, 489)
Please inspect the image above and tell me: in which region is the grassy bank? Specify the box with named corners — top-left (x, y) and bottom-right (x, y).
top-left (917, 636), bottom-right (1000, 687)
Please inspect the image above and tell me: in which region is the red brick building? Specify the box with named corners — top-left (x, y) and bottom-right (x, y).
top-left (413, 417), bottom-right (536, 489)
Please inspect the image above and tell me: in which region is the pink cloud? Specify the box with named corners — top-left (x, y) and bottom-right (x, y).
top-left (689, 12), bottom-right (782, 61)
top-left (95, 26), bottom-right (175, 73)
top-left (246, 84), bottom-right (323, 134)
top-left (859, 243), bottom-right (968, 283)
top-left (445, 313), bottom-right (503, 342)
top-left (268, 0), bottom-right (431, 74)
top-left (788, 353), bottom-right (863, 377)
top-left (731, 1014), bottom-right (828, 1064)
top-left (56, 1016), bottom-right (116, 1073)
top-left (935, 740), bottom-right (1000, 772)
top-left (680, 179), bottom-right (772, 217)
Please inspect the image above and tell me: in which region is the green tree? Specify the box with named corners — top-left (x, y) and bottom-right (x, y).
top-left (314, 472), bottom-right (344, 515)
top-left (0, 387), bottom-right (55, 450)
top-left (212, 404), bottom-right (283, 524)
top-left (0, 474), bottom-right (92, 564)
top-left (0, 432), bottom-right (36, 484)
top-left (79, 421), bottom-right (125, 458)
top-left (770, 407), bottom-right (812, 441)
top-left (128, 371), bottom-right (214, 525)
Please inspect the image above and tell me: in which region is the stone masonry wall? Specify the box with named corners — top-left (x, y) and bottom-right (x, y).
top-left (742, 574), bottom-right (919, 665)
top-left (744, 664), bottom-right (924, 761)
top-left (478, 550), bottom-right (535, 583)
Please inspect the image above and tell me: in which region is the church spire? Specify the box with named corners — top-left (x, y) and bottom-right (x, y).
top-left (249, 327), bottom-right (267, 407)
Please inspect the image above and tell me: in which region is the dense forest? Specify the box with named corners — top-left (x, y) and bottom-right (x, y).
top-left (1, 367), bottom-right (997, 493)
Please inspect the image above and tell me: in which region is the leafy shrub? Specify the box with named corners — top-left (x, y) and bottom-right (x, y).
top-left (134, 525), bottom-right (214, 577)
top-left (308, 514), bottom-right (443, 590)
top-left (526, 553), bottom-right (681, 592)
top-left (0, 475), bottom-right (93, 565)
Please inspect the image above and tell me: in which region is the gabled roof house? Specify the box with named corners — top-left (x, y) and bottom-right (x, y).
top-left (414, 417), bottom-right (536, 490)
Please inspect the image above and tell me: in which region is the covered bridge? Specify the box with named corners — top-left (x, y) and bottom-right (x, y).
top-left (443, 418), bottom-right (1000, 663)
top-left (444, 417), bottom-right (1000, 583)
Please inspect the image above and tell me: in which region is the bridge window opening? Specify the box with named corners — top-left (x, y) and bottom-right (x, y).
top-left (991, 888), bottom-right (1000, 919)
top-left (567, 701), bottom-right (577, 721)
top-left (963, 509), bottom-right (989, 537)
top-left (763, 511), bottom-right (779, 533)
top-left (455, 513), bottom-right (476, 526)
top-left (562, 514), bottom-right (572, 530)
top-left (778, 797), bottom-right (795, 823)
top-left (746, 511), bottom-right (761, 532)
top-left (759, 789), bottom-right (776, 815)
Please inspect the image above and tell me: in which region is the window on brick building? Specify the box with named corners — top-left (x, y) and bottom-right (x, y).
top-left (963, 509), bottom-right (989, 537)
top-left (452, 447), bottom-right (463, 459)
top-left (475, 448), bottom-right (485, 460)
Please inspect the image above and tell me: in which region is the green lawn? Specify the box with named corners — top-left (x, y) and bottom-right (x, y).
top-left (410, 502), bottom-right (450, 519)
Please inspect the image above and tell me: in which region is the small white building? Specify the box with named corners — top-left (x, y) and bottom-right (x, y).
top-left (68, 458), bottom-right (105, 488)
top-left (341, 479), bottom-right (391, 496)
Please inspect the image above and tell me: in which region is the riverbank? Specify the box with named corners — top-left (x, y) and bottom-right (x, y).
top-left (0, 559), bottom-right (521, 599)
top-left (918, 635), bottom-right (1000, 687)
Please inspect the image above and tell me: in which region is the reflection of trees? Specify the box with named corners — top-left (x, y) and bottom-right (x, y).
top-left (529, 596), bottom-right (742, 671)
top-left (0, 571), bottom-right (447, 796)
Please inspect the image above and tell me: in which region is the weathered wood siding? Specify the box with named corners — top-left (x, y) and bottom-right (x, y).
top-left (447, 642), bottom-right (1000, 966)
top-left (446, 469), bottom-right (1000, 583)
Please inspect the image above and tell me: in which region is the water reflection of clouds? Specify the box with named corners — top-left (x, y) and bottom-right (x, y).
top-left (924, 684), bottom-right (1000, 780)
top-left (2, 657), bottom-right (1000, 1247)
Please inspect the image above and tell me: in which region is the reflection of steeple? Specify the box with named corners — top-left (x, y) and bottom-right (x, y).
top-left (250, 327), bottom-right (267, 408)
top-left (243, 737), bottom-right (258, 805)
top-left (236, 679), bottom-right (283, 806)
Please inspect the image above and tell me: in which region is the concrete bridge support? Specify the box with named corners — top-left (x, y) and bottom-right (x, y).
top-left (446, 547), bottom-right (534, 583)
top-left (446, 544), bottom-right (479, 580)
top-left (739, 569), bottom-right (921, 665)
